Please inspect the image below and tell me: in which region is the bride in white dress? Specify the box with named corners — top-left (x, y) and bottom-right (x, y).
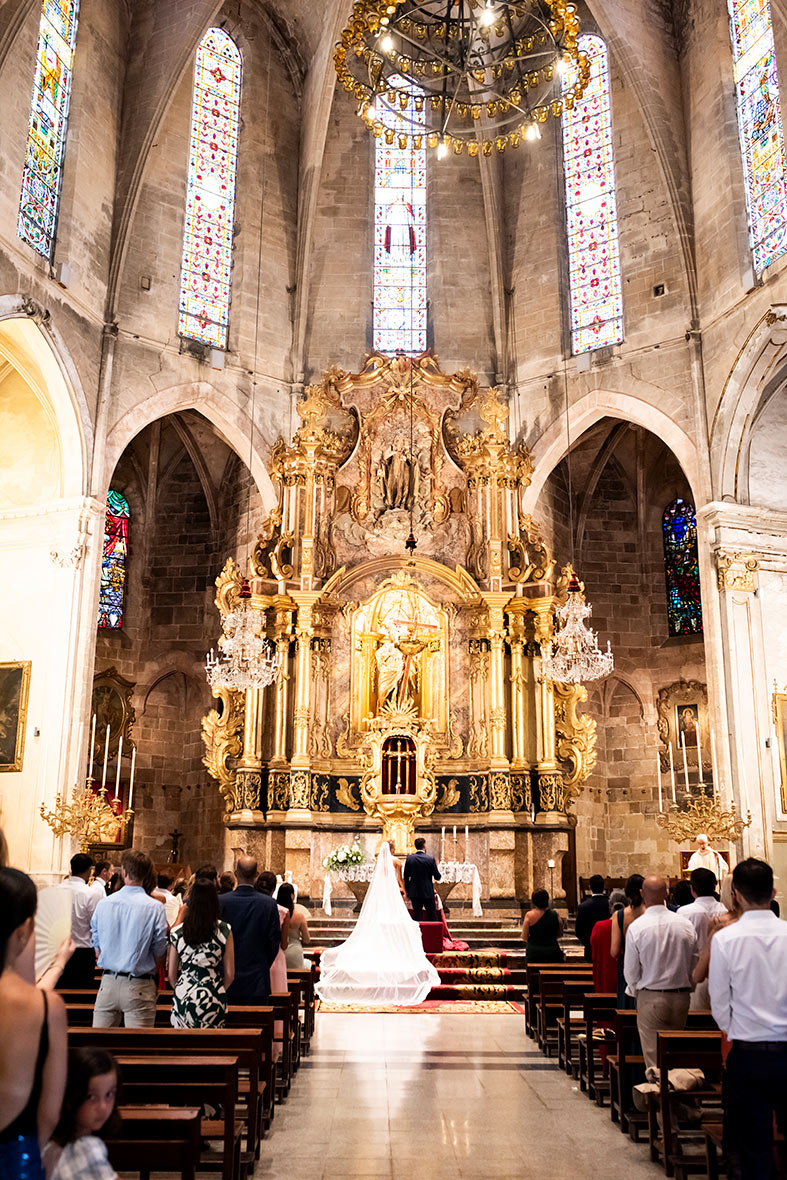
top-left (316, 842), bottom-right (440, 1006)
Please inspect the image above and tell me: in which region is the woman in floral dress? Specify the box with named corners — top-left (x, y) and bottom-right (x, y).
top-left (167, 878), bottom-right (235, 1028)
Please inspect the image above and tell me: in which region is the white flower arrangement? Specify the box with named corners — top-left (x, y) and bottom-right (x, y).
top-left (323, 842), bottom-right (365, 872)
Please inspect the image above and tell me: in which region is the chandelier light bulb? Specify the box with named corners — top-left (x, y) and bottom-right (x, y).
top-left (379, 32), bottom-right (394, 53)
top-left (525, 122), bottom-right (540, 141)
top-left (555, 55), bottom-right (567, 75)
top-left (365, 101), bottom-right (378, 121)
top-left (437, 137), bottom-right (449, 159)
top-left (479, 3), bottom-right (496, 28)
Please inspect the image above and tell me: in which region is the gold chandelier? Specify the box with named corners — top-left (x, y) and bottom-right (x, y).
top-left (335, 0), bottom-right (589, 157)
top-left (656, 786), bottom-right (751, 846)
top-left (41, 784), bottom-right (134, 853)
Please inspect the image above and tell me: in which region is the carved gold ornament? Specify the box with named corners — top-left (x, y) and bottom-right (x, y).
top-left (41, 785), bottom-right (133, 853)
top-left (716, 550), bottom-right (759, 592)
top-left (656, 787), bottom-right (751, 845)
top-left (201, 686), bottom-right (244, 811)
top-left (554, 681), bottom-right (597, 796)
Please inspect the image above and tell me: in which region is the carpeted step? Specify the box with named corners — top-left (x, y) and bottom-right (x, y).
top-left (426, 983), bottom-right (525, 1000)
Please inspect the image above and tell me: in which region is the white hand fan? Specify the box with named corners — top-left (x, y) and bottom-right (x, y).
top-left (34, 886), bottom-right (72, 982)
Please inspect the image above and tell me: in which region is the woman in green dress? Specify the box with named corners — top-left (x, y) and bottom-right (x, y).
top-left (167, 878), bottom-right (235, 1028)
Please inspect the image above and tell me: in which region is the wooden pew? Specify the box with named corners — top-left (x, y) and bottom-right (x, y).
top-left (269, 992), bottom-right (297, 1096)
top-left (649, 1030), bottom-right (723, 1177)
top-left (106, 1106), bottom-right (201, 1180)
top-left (118, 1057), bottom-right (240, 1180)
top-left (557, 977), bottom-right (594, 1076)
top-left (537, 970), bottom-right (593, 1057)
top-left (68, 1026), bottom-right (267, 1175)
top-left (607, 1008), bottom-right (646, 1136)
top-left (288, 967), bottom-right (316, 1049)
top-left (524, 961), bottom-right (594, 1040)
top-left (577, 993), bottom-right (617, 1102)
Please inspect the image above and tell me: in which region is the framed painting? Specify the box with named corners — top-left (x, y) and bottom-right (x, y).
top-left (0, 661), bottom-right (32, 772)
top-left (657, 679), bottom-right (710, 782)
top-left (773, 690), bottom-right (787, 813)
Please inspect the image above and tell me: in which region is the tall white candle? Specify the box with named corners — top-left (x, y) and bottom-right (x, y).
top-left (464, 824), bottom-right (469, 859)
top-left (441, 825), bottom-right (445, 861)
top-left (669, 742), bottom-right (676, 803)
top-left (88, 714), bottom-right (96, 780)
top-left (696, 720), bottom-right (703, 785)
top-left (115, 734), bottom-right (123, 797)
top-left (656, 748), bottom-right (663, 812)
top-left (681, 732), bottom-right (690, 790)
top-left (128, 747), bottom-right (136, 813)
top-left (453, 825), bottom-right (457, 862)
top-left (101, 725), bottom-right (110, 788)
top-left (710, 730), bottom-right (719, 798)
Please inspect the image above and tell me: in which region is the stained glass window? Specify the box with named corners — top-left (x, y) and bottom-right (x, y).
top-left (662, 498), bottom-right (703, 638)
top-left (728, 0), bottom-right (787, 273)
top-left (562, 35), bottom-right (624, 354)
top-left (178, 28), bottom-right (241, 349)
top-left (373, 77), bottom-right (426, 354)
top-left (98, 490), bottom-right (130, 630)
top-left (18, 0), bottom-right (80, 258)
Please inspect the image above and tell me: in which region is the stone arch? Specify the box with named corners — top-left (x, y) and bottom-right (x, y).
top-left (99, 381), bottom-right (277, 511)
top-left (0, 307), bottom-right (89, 500)
top-left (711, 305), bottom-right (787, 502)
top-left (523, 389), bottom-right (704, 517)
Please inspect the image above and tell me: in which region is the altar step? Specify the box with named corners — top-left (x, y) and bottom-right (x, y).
top-left (308, 914), bottom-right (580, 954)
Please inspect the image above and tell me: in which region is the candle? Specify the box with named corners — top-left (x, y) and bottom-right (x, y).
top-left (464, 824), bottom-right (469, 862)
top-left (681, 732), bottom-right (690, 791)
top-left (115, 735), bottom-right (123, 799)
top-left (88, 714), bottom-right (96, 780)
top-left (128, 747), bottom-right (136, 813)
top-left (669, 741), bottom-right (676, 803)
top-left (656, 748), bottom-right (663, 812)
top-left (441, 825), bottom-right (445, 860)
top-left (101, 725), bottom-right (110, 788)
top-left (696, 720), bottom-right (703, 785)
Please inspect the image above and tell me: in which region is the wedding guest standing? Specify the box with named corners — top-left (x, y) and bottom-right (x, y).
top-left (575, 875), bottom-right (610, 962)
top-left (0, 867), bottom-right (67, 1179)
top-left (610, 873), bottom-right (646, 1007)
top-left (90, 862), bottom-right (113, 900)
top-left (521, 890), bottom-right (564, 963)
top-left (709, 858), bottom-right (787, 1180)
top-left (278, 883), bottom-right (310, 970)
top-left (168, 879), bottom-right (234, 1028)
top-left (218, 857), bottom-right (281, 1004)
top-left (91, 850), bottom-right (168, 1028)
top-left (57, 854), bottom-right (102, 990)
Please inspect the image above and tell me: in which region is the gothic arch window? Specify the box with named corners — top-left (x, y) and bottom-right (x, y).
top-left (373, 77), bottom-right (427, 355)
top-left (178, 28), bottom-right (242, 349)
top-left (18, 0), bottom-right (81, 258)
top-left (662, 498), bottom-right (703, 638)
top-left (561, 34), bottom-right (624, 354)
top-left (727, 0), bottom-right (787, 274)
top-left (98, 490), bottom-right (130, 630)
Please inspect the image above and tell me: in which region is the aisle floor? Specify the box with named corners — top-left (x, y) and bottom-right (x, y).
top-left (257, 1013), bottom-right (659, 1179)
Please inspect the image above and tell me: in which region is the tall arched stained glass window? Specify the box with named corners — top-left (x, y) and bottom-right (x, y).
top-left (18, 0), bottom-right (81, 258)
top-left (373, 77), bottom-right (426, 354)
top-left (178, 28), bottom-right (241, 349)
top-left (561, 35), bottom-right (624, 354)
top-left (662, 498), bottom-right (703, 638)
top-left (98, 491), bottom-right (130, 630)
top-left (727, 0), bottom-right (787, 274)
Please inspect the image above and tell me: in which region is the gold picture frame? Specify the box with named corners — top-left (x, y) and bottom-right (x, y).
top-left (773, 689), bottom-right (787, 813)
top-left (657, 679), bottom-right (710, 779)
top-left (0, 661), bottom-right (32, 772)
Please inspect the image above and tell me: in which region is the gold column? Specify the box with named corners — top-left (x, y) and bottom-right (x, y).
top-left (506, 601), bottom-right (528, 771)
top-left (485, 596), bottom-right (509, 767)
top-left (530, 598), bottom-right (566, 823)
top-left (232, 686), bottom-right (264, 818)
top-left (271, 603), bottom-right (294, 768)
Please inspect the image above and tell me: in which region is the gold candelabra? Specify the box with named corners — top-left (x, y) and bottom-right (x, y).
top-left (656, 785), bottom-right (751, 845)
top-left (40, 781), bottom-right (134, 853)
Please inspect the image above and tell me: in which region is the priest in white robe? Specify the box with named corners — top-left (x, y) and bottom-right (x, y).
top-left (687, 833), bottom-right (729, 878)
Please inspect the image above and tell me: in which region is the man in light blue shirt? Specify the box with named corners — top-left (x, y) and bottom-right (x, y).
top-left (91, 848), bottom-right (168, 1027)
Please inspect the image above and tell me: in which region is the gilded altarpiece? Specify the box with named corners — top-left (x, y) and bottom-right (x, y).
top-left (202, 355), bottom-right (597, 901)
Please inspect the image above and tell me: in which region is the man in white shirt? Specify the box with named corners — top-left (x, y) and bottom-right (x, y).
top-left (624, 875), bottom-right (698, 1078)
top-left (687, 833), bottom-right (728, 878)
top-left (709, 857), bottom-right (787, 1180)
top-left (152, 872), bottom-right (180, 927)
top-left (90, 860), bottom-right (113, 899)
top-left (679, 867), bottom-right (726, 1009)
top-left (57, 852), bottom-right (101, 989)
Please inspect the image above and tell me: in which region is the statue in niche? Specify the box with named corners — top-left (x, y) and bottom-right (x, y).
top-left (375, 633), bottom-right (425, 709)
top-left (379, 436), bottom-right (419, 512)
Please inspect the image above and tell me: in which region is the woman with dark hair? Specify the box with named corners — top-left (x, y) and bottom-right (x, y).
top-left (278, 883), bottom-right (311, 969)
top-left (45, 1048), bottom-right (120, 1179)
top-left (167, 878), bottom-right (235, 1028)
top-left (0, 867), bottom-right (67, 1179)
top-left (610, 872), bottom-right (646, 1007)
top-left (521, 888), bottom-right (565, 963)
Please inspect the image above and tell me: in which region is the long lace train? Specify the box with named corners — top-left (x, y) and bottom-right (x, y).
top-left (316, 843), bottom-right (440, 1007)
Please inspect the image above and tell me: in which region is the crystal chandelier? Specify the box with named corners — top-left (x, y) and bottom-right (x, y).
top-left (335, 0), bottom-right (589, 157)
top-left (205, 578), bottom-right (278, 693)
top-left (541, 570), bottom-right (613, 684)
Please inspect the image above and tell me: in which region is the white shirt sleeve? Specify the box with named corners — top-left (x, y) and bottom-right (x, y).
top-left (708, 935), bottom-right (732, 1034)
top-left (623, 926), bottom-right (641, 991)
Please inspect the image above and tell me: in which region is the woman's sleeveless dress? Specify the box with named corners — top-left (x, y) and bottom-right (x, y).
top-left (285, 924), bottom-right (305, 970)
top-left (170, 920), bottom-right (231, 1028)
top-left (0, 991), bottom-right (48, 1180)
top-left (525, 908), bottom-right (564, 963)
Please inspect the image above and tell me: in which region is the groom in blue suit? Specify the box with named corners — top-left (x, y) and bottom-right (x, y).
top-left (404, 837), bottom-right (441, 921)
